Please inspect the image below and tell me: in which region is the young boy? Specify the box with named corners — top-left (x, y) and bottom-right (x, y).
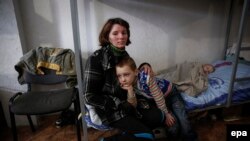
top-left (115, 56), bottom-right (197, 141)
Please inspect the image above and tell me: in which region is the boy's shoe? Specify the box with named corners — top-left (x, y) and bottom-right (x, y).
top-left (55, 118), bottom-right (64, 128)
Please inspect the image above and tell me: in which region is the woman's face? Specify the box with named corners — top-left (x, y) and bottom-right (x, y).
top-left (109, 24), bottom-right (128, 49)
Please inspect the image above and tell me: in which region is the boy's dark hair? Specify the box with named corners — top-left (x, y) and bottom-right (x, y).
top-left (116, 56), bottom-right (137, 71)
top-left (138, 62), bottom-right (151, 70)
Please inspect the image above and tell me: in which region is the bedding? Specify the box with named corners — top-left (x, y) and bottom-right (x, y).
top-left (175, 60), bottom-right (250, 112)
top-left (84, 104), bottom-right (112, 130)
top-left (158, 62), bottom-right (209, 97)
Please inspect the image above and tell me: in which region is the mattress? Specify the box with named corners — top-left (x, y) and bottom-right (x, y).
top-left (180, 60), bottom-right (250, 111)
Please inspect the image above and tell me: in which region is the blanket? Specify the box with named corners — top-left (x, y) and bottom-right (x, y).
top-left (157, 62), bottom-right (209, 97)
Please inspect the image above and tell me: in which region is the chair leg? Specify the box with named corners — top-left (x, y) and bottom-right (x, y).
top-left (9, 109), bottom-right (18, 141)
top-left (74, 99), bottom-right (81, 141)
top-left (76, 113), bottom-right (81, 141)
top-left (27, 115), bottom-right (36, 132)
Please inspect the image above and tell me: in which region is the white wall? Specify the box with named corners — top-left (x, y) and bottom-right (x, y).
top-left (0, 0), bottom-right (28, 126)
top-left (0, 0), bottom-right (24, 92)
top-left (79, 0), bottom-right (229, 72)
top-left (17, 0), bottom-right (74, 52)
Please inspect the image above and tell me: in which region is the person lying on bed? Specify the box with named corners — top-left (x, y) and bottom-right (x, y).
top-left (175, 62), bottom-right (215, 97)
top-left (116, 56), bottom-right (198, 141)
top-left (158, 62), bottom-right (215, 97)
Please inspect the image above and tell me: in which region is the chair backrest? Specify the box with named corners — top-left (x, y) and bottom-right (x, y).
top-left (23, 68), bottom-right (68, 85)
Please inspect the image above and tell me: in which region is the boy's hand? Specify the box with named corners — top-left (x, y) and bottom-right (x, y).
top-left (140, 64), bottom-right (155, 77)
top-left (120, 84), bottom-right (133, 91)
top-left (120, 84), bottom-right (134, 97)
top-left (165, 112), bottom-right (175, 127)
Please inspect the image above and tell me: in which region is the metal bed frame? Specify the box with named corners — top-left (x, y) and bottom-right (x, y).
top-left (70, 0), bottom-right (250, 140)
top-left (190, 0), bottom-right (250, 113)
top-left (223, 0), bottom-right (250, 108)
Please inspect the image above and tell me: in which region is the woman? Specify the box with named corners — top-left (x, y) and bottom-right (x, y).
top-left (83, 18), bottom-right (163, 141)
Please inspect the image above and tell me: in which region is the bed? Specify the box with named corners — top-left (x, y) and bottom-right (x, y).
top-left (70, 0), bottom-right (250, 139)
top-left (84, 60), bottom-right (250, 130)
top-left (158, 60), bottom-right (250, 112)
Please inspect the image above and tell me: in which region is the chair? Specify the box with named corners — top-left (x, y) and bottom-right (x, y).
top-left (9, 68), bottom-right (81, 141)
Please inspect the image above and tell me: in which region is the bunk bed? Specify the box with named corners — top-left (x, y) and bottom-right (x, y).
top-left (81, 0), bottom-right (250, 132)
top-left (70, 0), bottom-right (250, 139)
top-left (154, 0), bottom-right (250, 113)
top-left (179, 0), bottom-right (250, 112)
top-left (157, 59), bottom-right (250, 112)
top-left (84, 60), bottom-right (250, 130)
top-left (223, 0), bottom-right (250, 107)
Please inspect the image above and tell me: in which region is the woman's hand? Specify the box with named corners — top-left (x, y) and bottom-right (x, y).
top-left (165, 112), bottom-right (176, 127)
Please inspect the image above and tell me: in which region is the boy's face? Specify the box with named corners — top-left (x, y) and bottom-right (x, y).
top-left (116, 65), bottom-right (137, 87)
top-left (203, 64), bottom-right (214, 74)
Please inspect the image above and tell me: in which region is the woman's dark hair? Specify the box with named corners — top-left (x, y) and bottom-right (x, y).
top-left (99, 18), bottom-right (131, 47)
